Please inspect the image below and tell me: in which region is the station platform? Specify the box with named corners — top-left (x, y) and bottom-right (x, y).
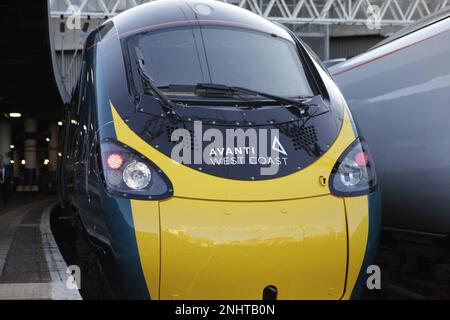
top-left (0, 195), bottom-right (81, 300)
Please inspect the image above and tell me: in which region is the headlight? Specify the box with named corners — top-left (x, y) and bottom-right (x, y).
top-left (98, 139), bottom-right (173, 200)
top-left (338, 160), bottom-right (362, 187)
top-left (123, 161), bottom-right (151, 190)
top-left (330, 138), bottom-right (377, 196)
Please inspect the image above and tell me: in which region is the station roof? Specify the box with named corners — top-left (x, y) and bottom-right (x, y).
top-left (0, 0), bottom-right (63, 120)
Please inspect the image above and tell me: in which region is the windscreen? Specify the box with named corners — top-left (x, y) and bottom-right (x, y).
top-left (126, 26), bottom-right (314, 98)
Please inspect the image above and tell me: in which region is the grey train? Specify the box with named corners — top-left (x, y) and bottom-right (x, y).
top-left (330, 7), bottom-right (450, 289)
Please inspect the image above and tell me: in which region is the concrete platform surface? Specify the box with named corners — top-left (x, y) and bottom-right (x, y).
top-left (0, 197), bottom-right (82, 300)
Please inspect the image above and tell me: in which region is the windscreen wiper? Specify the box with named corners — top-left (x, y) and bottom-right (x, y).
top-left (134, 46), bottom-right (178, 117)
top-left (195, 82), bottom-right (310, 114)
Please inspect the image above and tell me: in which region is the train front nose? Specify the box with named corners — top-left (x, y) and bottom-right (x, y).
top-left (109, 101), bottom-right (367, 299)
top-left (156, 196), bottom-right (347, 300)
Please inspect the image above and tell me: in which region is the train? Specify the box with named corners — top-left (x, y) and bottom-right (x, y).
top-left (57, 0), bottom-right (380, 299)
top-left (330, 7), bottom-right (450, 294)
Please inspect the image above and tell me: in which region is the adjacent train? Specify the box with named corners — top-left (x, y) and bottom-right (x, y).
top-left (330, 7), bottom-right (450, 289)
top-left (58, 0), bottom-right (380, 299)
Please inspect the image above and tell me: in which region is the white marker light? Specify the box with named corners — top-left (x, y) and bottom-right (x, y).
top-left (123, 161), bottom-right (151, 190)
top-left (338, 159), bottom-right (362, 187)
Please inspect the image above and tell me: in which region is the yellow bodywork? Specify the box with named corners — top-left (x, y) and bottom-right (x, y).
top-left (111, 103), bottom-right (369, 300)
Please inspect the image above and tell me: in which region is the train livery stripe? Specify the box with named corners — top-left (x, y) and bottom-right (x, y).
top-left (341, 195), bottom-right (369, 299)
top-left (349, 192), bottom-right (382, 299)
top-left (102, 102), bottom-right (152, 299)
top-left (341, 192), bottom-right (382, 299)
top-left (100, 197), bottom-right (150, 299)
top-left (129, 200), bottom-right (161, 300)
top-left (110, 106), bottom-right (160, 299)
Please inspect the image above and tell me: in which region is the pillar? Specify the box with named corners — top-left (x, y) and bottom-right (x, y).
top-left (24, 119), bottom-right (38, 191)
top-left (49, 122), bottom-right (59, 173)
top-left (0, 121), bottom-right (11, 163)
top-left (324, 25), bottom-right (330, 61)
top-left (13, 149), bottom-right (19, 179)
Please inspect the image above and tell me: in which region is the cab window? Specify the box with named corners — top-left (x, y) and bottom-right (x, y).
top-left (125, 26), bottom-right (315, 98)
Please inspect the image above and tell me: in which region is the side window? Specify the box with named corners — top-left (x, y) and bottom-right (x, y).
top-left (67, 79), bottom-right (81, 161)
top-left (78, 61), bottom-right (87, 115)
top-left (74, 29), bottom-right (100, 165)
top-left (75, 57), bottom-right (90, 162)
top-left (80, 47), bottom-right (97, 164)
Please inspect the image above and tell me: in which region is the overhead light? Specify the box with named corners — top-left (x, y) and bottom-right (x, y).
top-left (45, 138), bottom-right (50, 142)
top-left (58, 152), bottom-right (62, 157)
top-left (10, 145), bottom-right (14, 149)
top-left (21, 159), bottom-right (26, 165)
top-left (44, 159), bottom-right (50, 165)
top-left (57, 121), bottom-right (63, 126)
top-left (9, 112), bottom-right (22, 118)
top-left (10, 160), bottom-right (14, 164)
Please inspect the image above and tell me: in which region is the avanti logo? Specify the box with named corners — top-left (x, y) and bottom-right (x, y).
top-left (170, 121), bottom-right (288, 176)
top-left (272, 136), bottom-right (287, 155)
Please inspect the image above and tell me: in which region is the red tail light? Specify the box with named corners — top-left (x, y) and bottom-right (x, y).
top-left (355, 151), bottom-right (369, 166)
top-left (107, 153), bottom-right (124, 170)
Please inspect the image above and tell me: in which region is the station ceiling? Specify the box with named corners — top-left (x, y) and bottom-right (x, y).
top-left (0, 0), bottom-right (64, 120)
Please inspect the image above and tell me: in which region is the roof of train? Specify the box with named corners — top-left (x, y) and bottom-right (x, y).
top-left (329, 6), bottom-right (450, 77)
top-left (372, 5), bottom-right (450, 49)
top-left (109, 0), bottom-right (291, 39)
